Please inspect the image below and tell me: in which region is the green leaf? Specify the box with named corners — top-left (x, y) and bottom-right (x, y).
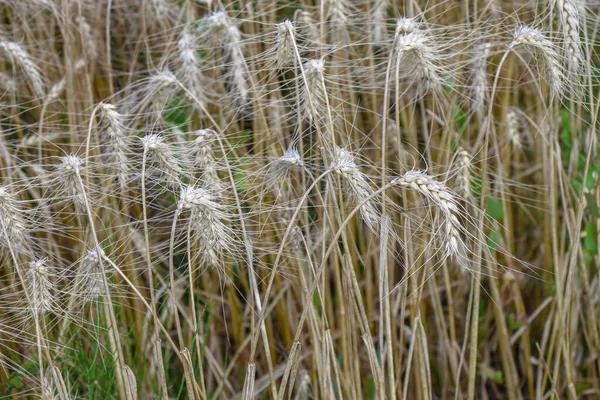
top-left (8, 376), bottom-right (24, 389)
top-left (313, 291), bottom-right (321, 307)
top-left (585, 169), bottom-right (597, 191)
top-left (366, 375), bottom-right (376, 399)
top-left (507, 313), bottom-right (525, 331)
top-left (454, 106), bottom-right (466, 138)
top-left (488, 229), bottom-right (502, 250)
top-left (450, 139), bottom-right (459, 153)
top-left (485, 198), bottom-right (504, 221)
top-left (575, 382), bottom-right (592, 394)
top-left (233, 155), bottom-right (251, 193)
top-left (584, 222), bottom-right (598, 255)
top-left (559, 108), bottom-right (572, 148)
top-left (164, 96), bottom-right (191, 127)
top-left (480, 364), bottom-right (504, 384)
top-left (471, 176), bottom-right (482, 199)
top-left (585, 192), bottom-right (599, 219)
top-left (443, 74), bottom-right (453, 93)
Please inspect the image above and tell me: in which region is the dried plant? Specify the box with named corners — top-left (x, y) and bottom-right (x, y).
top-left (0, 1), bottom-right (596, 398)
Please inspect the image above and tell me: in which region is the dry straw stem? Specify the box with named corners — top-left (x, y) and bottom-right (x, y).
top-left (63, 155), bottom-right (128, 399)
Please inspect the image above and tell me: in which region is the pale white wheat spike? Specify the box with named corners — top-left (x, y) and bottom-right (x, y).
top-left (553, 0), bottom-right (582, 71)
top-left (331, 147), bottom-right (381, 233)
top-left (274, 147), bottom-right (303, 171)
top-left (226, 26), bottom-right (248, 106)
top-left (58, 155), bottom-right (86, 212)
top-left (0, 71), bottom-right (15, 92)
top-left (395, 17), bottom-right (418, 35)
top-left (294, 10), bottom-right (320, 45)
top-left (454, 148), bottom-right (473, 200)
top-left (327, 0), bottom-right (350, 23)
top-left (0, 40), bottom-right (45, 98)
top-left (177, 27), bottom-right (208, 108)
top-left (41, 376), bottom-right (55, 400)
top-left (98, 103), bottom-right (129, 190)
top-left (179, 186), bottom-right (232, 269)
top-left (148, 0), bottom-right (175, 20)
top-left (302, 59), bottom-right (327, 122)
top-left (272, 147), bottom-right (303, 195)
top-left (27, 258), bottom-right (53, 315)
top-left (510, 26), bottom-right (562, 94)
top-left (46, 78), bottom-right (66, 103)
top-left (395, 28), bottom-right (443, 92)
top-left (203, 12), bottom-right (234, 46)
top-left (293, 370), bottom-right (313, 400)
top-left (0, 186), bottom-right (29, 253)
top-left (20, 132), bottom-right (62, 148)
top-left (145, 70), bottom-right (178, 116)
top-left (471, 42), bottom-right (490, 116)
top-left (148, 69), bottom-right (178, 91)
top-left (203, 12), bottom-right (248, 105)
top-left (289, 226), bottom-right (305, 257)
top-left (192, 129), bottom-right (221, 191)
top-left (393, 171), bottom-right (469, 271)
top-left (80, 249), bottom-right (107, 299)
top-left (505, 108), bottom-right (522, 148)
top-left (276, 21), bottom-right (296, 68)
top-left (142, 134), bottom-right (183, 187)
top-left (76, 16), bottom-right (98, 62)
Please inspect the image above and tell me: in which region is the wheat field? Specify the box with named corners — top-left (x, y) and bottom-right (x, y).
top-left (0, 0), bottom-right (599, 399)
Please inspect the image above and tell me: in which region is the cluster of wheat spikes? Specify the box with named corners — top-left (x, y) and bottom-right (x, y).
top-left (0, 0), bottom-right (598, 399)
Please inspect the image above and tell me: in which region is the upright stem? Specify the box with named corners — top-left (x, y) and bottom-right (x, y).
top-left (168, 209), bottom-right (185, 348)
top-left (74, 170), bottom-right (126, 400)
top-left (141, 149), bottom-right (169, 399)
